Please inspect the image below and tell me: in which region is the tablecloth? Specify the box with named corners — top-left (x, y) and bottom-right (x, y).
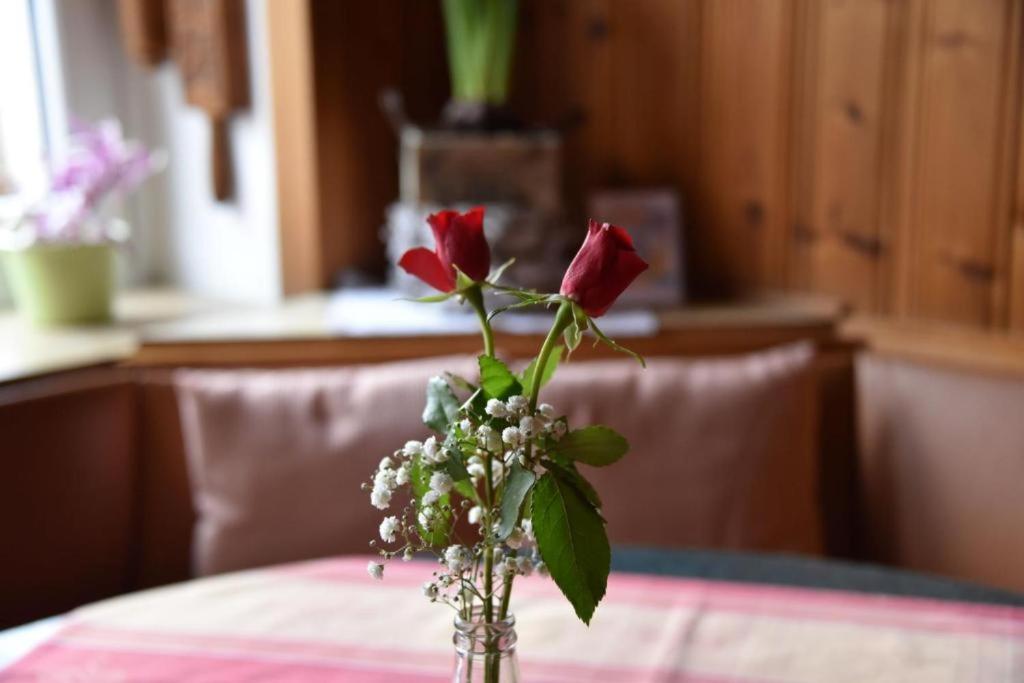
top-left (2, 556), bottom-right (1022, 682)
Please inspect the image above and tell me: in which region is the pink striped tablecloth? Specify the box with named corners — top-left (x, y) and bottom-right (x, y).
top-left (2, 556), bottom-right (1022, 682)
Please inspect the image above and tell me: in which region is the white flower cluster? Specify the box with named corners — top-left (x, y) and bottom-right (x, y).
top-left (365, 395), bottom-right (565, 593)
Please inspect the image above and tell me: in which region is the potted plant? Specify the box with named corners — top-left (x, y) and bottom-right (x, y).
top-left (0, 119), bottom-right (161, 325)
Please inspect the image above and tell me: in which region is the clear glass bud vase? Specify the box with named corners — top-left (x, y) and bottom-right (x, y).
top-left (452, 610), bottom-right (520, 683)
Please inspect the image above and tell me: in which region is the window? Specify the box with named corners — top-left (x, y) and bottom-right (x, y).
top-left (0, 0), bottom-right (48, 205)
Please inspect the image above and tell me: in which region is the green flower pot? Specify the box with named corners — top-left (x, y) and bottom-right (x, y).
top-left (1, 243), bottom-right (115, 325)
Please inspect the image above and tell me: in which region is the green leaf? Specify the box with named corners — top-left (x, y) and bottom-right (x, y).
top-left (422, 376), bottom-right (461, 433)
top-left (410, 455), bottom-right (451, 546)
top-left (454, 479), bottom-right (480, 502)
top-left (497, 462), bottom-right (536, 540)
top-left (487, 298), bottom-right (545, 323)
top-left (445, 372), bottom-right (478, 393)
top-left (442, 433), bottom-right (472, 482)
top-left (454, 266), bottom-right (476, 291)
top-left (531, 472), bottom-right (610, 625)
top-left (563, 322), bottom-right (581, 353)
top-left (461, 386), bottom-right (489, 415)
top-left (479, 355), bottom-right (522, 399)
top-left (520, 344), bottom-right (563, 391)
top-left (403, 292), bottom-right (455, 303)
top-left (588, 317), bottom-right (646, 368)
top-left (552, 425), bottom-right (629, 467)
top-left (549, 462), bottom-right (603, 509)
top-left (487, 257), bottom-right (516, 285)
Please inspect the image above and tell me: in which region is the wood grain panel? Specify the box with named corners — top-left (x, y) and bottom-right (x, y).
top-left (791, 0), bottom-right (897, 312)
top-left (695, 0), bottom-right (793, 296)
top-left (311, 2), bottom-right (401, 284)
top-left (267, 0), bottom-right (322, 294)
top-left (607, 1), bottom-right (701, 189)
top-left (898, 0), bottom-right (1018, 327)
top-left (514, 0), bottom-right (613, 220)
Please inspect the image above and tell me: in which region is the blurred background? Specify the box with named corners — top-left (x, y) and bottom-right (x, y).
top-left (1, 0), bottom-right (1023, 639)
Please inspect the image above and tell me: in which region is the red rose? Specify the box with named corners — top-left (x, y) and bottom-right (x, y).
top-left (398, 207), bottom-right (491, 292)
top-left (560, 220), bottom-right (649, 317)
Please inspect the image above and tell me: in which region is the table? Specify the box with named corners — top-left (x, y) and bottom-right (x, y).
top-left (2, 554), bottom-right (1022, 682)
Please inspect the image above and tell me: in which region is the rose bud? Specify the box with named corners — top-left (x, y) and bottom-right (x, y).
top-left (398, 207), bottom-right (490, 292)
top-left (560, 220), bottom-right (649, 317)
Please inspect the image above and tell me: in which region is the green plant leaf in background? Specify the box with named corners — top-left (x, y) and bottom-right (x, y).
top-left (423, 376), bottom-right (461, 433)
top-left (479, 355), bottom-right (522, 399)
top-left (520, 344), bottom-right (563, 391)
top-left (442, 0), bottom-right (518, 105)
top-left (531, 472), bottom-right (610, 625)
top-left (551, 425), bottom-right (629, 467)
top-left (496, 462), bottom-right (536, 540)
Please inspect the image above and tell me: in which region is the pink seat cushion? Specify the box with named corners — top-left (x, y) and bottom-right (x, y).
top-left (176, 344), bottom-right (820, 576)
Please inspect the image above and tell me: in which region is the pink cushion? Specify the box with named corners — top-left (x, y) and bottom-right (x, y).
top-left (543, 343), bottom-right (821, 553)
top-left (176, 344), bottom-right (820, 576)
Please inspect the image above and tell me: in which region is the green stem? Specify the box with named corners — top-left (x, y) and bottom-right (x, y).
top-left (498, 299), bottom-right (574, 620)
top-left (528, 299), bottom-right (574, 410)
top-left (465, 285), bottom-right (495, 358)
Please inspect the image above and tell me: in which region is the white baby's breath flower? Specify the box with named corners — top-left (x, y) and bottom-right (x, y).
top-left (370, 487), bottom-right (392, 510)
top-left (444, 545), bottom-right (471, 573)
top-left (367, 561), bottom-right (384, 580)
top-left (379, 516), bottom-right (399, 543)
top-left (506, 528), bottom-right (525, 550)
top-left (403, 440), bottom-right (423, 457)
top-left (418, 505), bottom-right (435, 528)
top-left (374, 468), bottom-right (397, 491)
top-left (467, 455), bottom-right (486, 478)
top-left (379, 456), bottom-right (394, 470)
top-left (459, 418), bottom-right (473, 432)
top-left (504, 556), bottom-right (518, 574)
top-left (467, 505), bottom-right (482, 525)
top-left (550, 420), bottom-right (567, 440)
top-left (423, 436), bottom-right (440, 461)
top-left (422, 581), bottom-right (439, 600)
top-left (422, 490), bottom-right (441, 506)
top-left (517, 556), bottom-right (534, 576)
top-left (476, 425), bottom-right (501, 452)
top-left (395, 463), bottom-right (411, 486)
top-left (429, 471), bottom-right (453, 494)
top-left (506, 395), bottom-right (528, 415)
top-left (502, 426), bottom-right (522, 447)
top-left (538, 403), bottom-right (555, 420)
top-left (485, 399), bottom-right (509, 418)
top-left (519, 416), bottom-right (538, 438)
top-left (522, 518), bottom-right (534, 540)
top-left (403, 548), bottom-right (414, 561)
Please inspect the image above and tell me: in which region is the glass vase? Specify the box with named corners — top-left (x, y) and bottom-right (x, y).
top-left (452, 610), bottom-right (520, 683)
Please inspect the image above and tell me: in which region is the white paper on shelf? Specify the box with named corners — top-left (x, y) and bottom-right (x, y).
top-left (325, 288), bottom-right (659, 338)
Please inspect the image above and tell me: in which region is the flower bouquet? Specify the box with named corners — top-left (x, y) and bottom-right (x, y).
top-left (366, 207), bottom-right (649, 682)
top-left (0, 118), bottom-right (160, 324)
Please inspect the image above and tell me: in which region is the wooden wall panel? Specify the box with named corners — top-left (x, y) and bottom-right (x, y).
top-left (1013, 111), bottom-right (1024, 332)
top-left (896, 0), bottom-right (1019, 328)
top-left (311, 2), bottom-right (402, 284)
top-left (790, 0), bottom-right (898, 312)
top-left (272, 0), bottom-right (1024, 339)
top-left (694, 0), bottom-right (793, 296)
